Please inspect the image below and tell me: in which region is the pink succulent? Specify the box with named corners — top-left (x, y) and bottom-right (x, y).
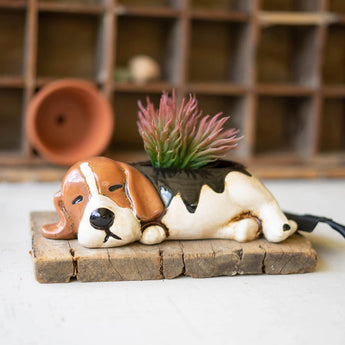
top-left (137, 90), bottom-right (242, 169)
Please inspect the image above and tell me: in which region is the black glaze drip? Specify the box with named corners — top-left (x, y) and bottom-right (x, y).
top-left (132, 160), bottom-right (251, 214)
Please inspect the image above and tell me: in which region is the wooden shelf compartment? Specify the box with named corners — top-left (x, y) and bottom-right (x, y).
top-left (260, 0), bottom-right (321, 12)
top-left (328, 0), bottom-right (345, 13)
top-left (0, 88), bottom-right (24, 152)
top-left (114, 16), bottom-right (181, 85)
top-left (37, 12), bottom-right (102, 80)
top-left (1, 0), bottom-right (345, 180)
top-left (110, 91), bottom-right (168, 153)
top-left (188, 20), bottom-right (250, 84)
top-left (322, 24), bottom-right (345, 85)
top-left (257, 25), bottom-right (319, 86)
top-left (254, 95), bottom-right (314, 157)
top-left (0, 7), bottom-right (26, 79)
top-left (318, 98), bottom-right (345, 153)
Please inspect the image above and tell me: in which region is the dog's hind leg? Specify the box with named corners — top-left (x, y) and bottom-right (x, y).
top-left (217, 217), bottom-right (261, 242)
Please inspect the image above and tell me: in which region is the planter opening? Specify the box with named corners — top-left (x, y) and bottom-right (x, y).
top-left (26, 80), bottom-right (114, 166)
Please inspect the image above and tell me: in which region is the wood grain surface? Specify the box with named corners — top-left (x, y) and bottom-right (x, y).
top-left (31, 211), bottom-right (317, 283)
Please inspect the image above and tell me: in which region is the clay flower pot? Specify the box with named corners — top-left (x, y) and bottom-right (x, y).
top-left (26, 79), bottom-right (114, 166)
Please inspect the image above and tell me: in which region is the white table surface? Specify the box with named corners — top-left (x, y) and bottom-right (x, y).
top-left (1, 179), bottom-right (345, 345)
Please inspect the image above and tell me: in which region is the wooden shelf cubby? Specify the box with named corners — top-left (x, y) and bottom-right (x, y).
top-left (0, 88), bottom-right (24, 152)
top-left (115, 16), bottom-right (179, 83)
top-left (328, 0), bottom-right (345, 14)
top-left (1, 0), bottom-right (345, 180)
top-left (0, 7), bottom-right (26, 79)
top-left (37, 12), bottom-right (101, 79)
top-left (188, 20), bottom-right (249, 83)
top-left (322, 24), bottom-right (345, 85)
top-left (257, 25), bottom-right (318, 86)
top-left (319, 97), bottom-right (345, 153)
top-left (254, 95), bottom-right (313, 156)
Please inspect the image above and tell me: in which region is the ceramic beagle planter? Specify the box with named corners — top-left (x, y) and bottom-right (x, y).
top-left (42, 156), bottom-right (298, 248)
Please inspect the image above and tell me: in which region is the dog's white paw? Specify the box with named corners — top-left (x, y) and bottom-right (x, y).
top-left (140, 225), bottom-right (166, 245)
top-left (288, 219), bottom-right (298, 232)
top-left (232, 218), bottom-right (260, 242)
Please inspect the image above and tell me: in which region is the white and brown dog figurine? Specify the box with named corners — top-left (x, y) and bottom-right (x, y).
top-left (42, 156), bottom-right (297, 248)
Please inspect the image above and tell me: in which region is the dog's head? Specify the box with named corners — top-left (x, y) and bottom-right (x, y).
top-left (42, 157), bottom-right (164, 248)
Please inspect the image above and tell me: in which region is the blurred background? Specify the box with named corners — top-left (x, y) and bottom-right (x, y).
top-left (0, 0), bottom-right (345, 181)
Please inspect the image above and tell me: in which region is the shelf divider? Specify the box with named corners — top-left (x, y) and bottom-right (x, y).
top-left (311, 0), bottom-right (332, 158)
top-left (22, 0), bottom-right (38, 158)
top-left (245, 0), bottom-right (260, 160)
top-left (99, 0), bottom-right (116, 98)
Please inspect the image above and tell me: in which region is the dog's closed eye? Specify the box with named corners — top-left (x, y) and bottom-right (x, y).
top-left (72, 195), bottom-right (83, 205)
top-left (109, 184), bottom-right (123, 192)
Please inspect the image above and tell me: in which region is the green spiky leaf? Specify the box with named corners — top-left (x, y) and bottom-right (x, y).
top-left (137, 90), bottom-right (242, 169)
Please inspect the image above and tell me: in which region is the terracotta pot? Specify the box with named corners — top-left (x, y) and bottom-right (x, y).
top-left (26, 79), bottom-right (114, 166)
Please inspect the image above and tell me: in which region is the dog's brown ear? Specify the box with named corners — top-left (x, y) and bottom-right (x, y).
top-left (119, 163), bottom-right (164, 221)
top-left (41, 191), bottom-right (76, 239)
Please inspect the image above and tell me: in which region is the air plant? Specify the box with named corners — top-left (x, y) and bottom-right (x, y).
top-left (137, 90), bottom-right (242, 169)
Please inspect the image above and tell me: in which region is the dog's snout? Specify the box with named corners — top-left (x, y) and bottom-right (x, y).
top-left (283, 223), bottom-right (291, 232)
top-left (90, 208), bottom-right (115, 230)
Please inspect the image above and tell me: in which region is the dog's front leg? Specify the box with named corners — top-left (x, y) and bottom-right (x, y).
top-left (140, 225), bottom-right (167, 245)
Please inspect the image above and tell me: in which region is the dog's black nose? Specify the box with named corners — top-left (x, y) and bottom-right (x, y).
top-left (283, 223), bottom-right (291, 231)
top-left (90, 208), bottom-right (115, 230)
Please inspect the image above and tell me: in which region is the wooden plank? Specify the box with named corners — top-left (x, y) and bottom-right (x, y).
top-left (30, 212), bottom-right (74, 283)
top-left (30, 212), bottom-right (317, 283)
top-left (116, 5), bottom-right (180, 18)
top-left (0, 76), bottom-right (25, 88)
top-left (0, 0), bottom-right (27, 9)
top-left (256, 84), bottom-right (315, 96)
top-left (259, 11), bottom-right (338, 26)
top-left (38, 1), bottom-right (105, 14)
top-left (113, 81), bottom-right (174, 93)
top-left (187, 82), bottom-right (247, 95)
top-left (4, 161), bottom-right (345, 182)
top-left (323, 85), bottom-right (345, 97)
top-left (190, 9), bottom-right (250, 22)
